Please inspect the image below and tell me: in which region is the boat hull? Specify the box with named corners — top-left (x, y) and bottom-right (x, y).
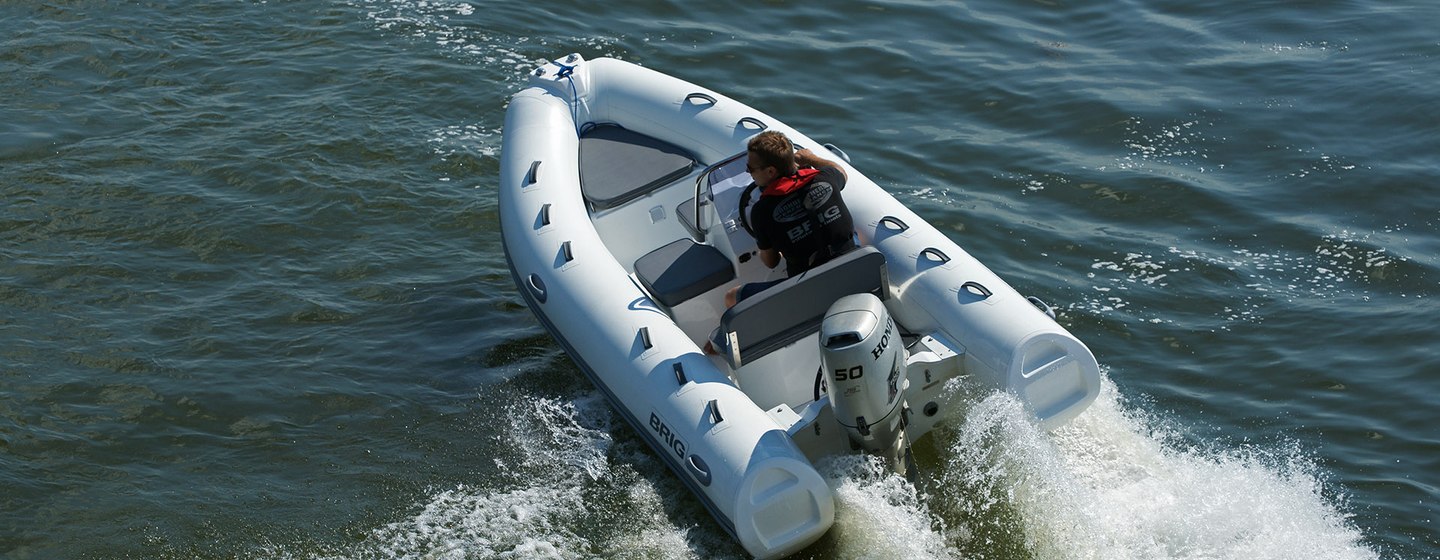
top-left (499, 54), bottom-right (1101, 558)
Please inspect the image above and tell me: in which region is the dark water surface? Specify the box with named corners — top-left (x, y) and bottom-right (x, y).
top-left (3, 1), bottom-right (1437, 558)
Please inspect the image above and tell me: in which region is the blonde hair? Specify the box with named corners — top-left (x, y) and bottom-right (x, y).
top-left (747, 130), bottom-right (796, 174)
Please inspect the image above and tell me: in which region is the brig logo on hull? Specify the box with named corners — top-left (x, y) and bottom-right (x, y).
top-left (650, 410), bottom-right (713, 486)
top-left (649, 411), bottom-right (687, 459)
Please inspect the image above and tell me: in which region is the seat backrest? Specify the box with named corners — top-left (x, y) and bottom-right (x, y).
top-left (718, 246), bottom-right (889, 368)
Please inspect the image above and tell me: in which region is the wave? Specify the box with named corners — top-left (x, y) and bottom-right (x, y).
top-left (934, 377), bottom-right (1376, 560)
top-left (289, 369), bottom-right (1375, 560)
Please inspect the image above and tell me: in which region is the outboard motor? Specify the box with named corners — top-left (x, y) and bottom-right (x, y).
top-left (819, 293), bottom-right (913, 476)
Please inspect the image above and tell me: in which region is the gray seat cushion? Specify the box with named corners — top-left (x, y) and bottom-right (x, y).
top-left (580, 125), bottom-right (696, 210)
top-left (718, 246), bottom-right (888, 367)
top-left (634, 240), bottom-right (735, 307)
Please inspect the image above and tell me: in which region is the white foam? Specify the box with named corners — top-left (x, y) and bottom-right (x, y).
top-left (312, 394), bottom-right (619, 559)
top-left (320, 386), bottom-right (761, 559)
top-left (341, 484), bottom-right (593, 559)
top-left (292, 375), bottom-right (1378, 560)
top-left (934, 377), bottom-right (1377, 560)
top-left (818, 455), bottom-right (951, 559)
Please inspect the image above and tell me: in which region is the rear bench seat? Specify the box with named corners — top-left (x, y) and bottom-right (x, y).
top-left (714, 246), bottom-right (889, 368)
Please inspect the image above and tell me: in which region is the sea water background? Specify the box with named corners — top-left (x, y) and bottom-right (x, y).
top-left (2, 0), bottom-right (1437, 558)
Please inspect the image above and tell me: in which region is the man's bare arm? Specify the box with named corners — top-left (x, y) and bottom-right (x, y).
top-left (795, 148), bottom-right (847, 181)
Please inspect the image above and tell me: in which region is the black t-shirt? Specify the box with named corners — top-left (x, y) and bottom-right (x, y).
top-left (749, 166), bottom-right (854, 276)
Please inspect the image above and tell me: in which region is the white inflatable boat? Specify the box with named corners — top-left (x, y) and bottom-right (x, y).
top-left (499, 54), bottom-right (1101, 558)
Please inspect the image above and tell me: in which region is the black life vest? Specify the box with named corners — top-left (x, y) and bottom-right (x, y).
top-left (737, 167), bottom-right (857, 270)
top-left (738, 168), bottom-right (820, 236)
